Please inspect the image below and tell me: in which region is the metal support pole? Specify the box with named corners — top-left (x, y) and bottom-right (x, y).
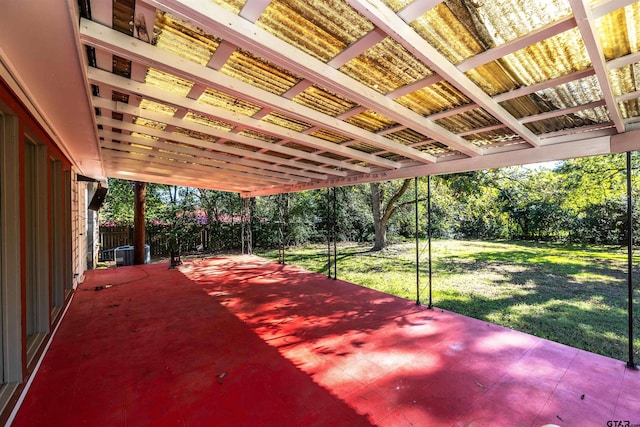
top-left (242, 197), bottom-right (252, 255)
top-left (427, 175), bottom-right (433, 309)
top-left (240, 195), bottom-right (245, 254)
top-left (277, 194), bottom-right (285, 264)
top-left (333, 187), bottom-right (337, 280)
top-left (327, 188), bottom-right (332, 279)
top-left (415, 177), bottom-right (420, 305)
top-left (626, 152), bottom-right (638, 370)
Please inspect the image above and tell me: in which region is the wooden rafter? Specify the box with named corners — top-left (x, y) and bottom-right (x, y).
top-left (87, 67), bottom-right (376, 173)
top-left (104, 165), bottom-right (255, 192)
top-left (243, 136), bottom-right (614, 197)
top-left (102, 149), bottom-right (292, 186)
top-left (456, 17), bottom-right (577, 73)
top-left (569, 0), bottom-right (625, 133)
top-left (98, 130), bottom-right (320, 182)
top-left (348, 0), bottom-right (542, 148)
top-left (94, 98), bottom-right (336, 180)
top-left (397, 0), bottom-right (441, 23)
top-left (94, 114), bottom-right (356, 181)
top-left (80, 18), bottom-right (427, 166)
top-left (142, 0), bottom-right (481, 158)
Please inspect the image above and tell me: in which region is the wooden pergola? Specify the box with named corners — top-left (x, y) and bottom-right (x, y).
top-left (3, 0), bottom-right (640, 196)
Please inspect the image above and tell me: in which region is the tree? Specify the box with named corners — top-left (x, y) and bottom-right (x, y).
top-left (370, 179), bottom-right (413, 251)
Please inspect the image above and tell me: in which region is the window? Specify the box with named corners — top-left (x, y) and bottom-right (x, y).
top-left (0, 110), bottom-right (22, 412)
top-left (24, 136), bottom-right (49, 364)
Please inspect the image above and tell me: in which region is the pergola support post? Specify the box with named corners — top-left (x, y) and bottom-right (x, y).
top-left (626, 151), bottom-right (638, 370)
top-left (326, 188), bottom-right (331, 278)
top-left (415, 177), bottom-right (420, 305)
top-left (277, 193), bottom-right (286, 265)
top-left (133, 181), bottom-right (146, 265)
top-left (242, 197), bottom-right (252, 255)
top-left (333, 187), bottom-right (337, 280)
top-left (427, 175), bottom-right (433, 309)
top-left (326, 187), bottom-right (337, 279)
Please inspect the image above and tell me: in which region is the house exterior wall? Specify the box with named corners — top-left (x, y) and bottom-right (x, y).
top-left (0, 74), bottom-right (95, 421)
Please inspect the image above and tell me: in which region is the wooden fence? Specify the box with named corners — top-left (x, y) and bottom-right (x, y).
top-left (99, 223), bottom-right (245, 258)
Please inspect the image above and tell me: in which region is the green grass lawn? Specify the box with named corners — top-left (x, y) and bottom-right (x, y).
top-left (255, 239), bottom-right (640, 361)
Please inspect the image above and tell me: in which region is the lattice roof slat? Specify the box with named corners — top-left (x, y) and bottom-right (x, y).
top-left (23, 0), bottom-right (635, 195)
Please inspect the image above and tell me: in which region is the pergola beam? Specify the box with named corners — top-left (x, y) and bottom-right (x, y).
top-left (242, 134), bottom-right (624, 197)
top-left (102, 157), bottom-right (260, 190)
top-left (492, 68), bottom-right (597, 103)
top-left (105, 166), bottom-right (253, 192)
top-left (142, 0), bottom-right (480, 158)
top-left (348, 0), bottom-right (542, 148)
top-left (328, 28), bottom-right (387, 68)
top-left (239, 0), bottom-right (271, 22)
top-left (80, 18), bottom-right (427, 166)
top-left (95, 115), bottom-right (353, 179)
top-left (101, 149), bottom-right (290, 186)
top-left (457, 17), bottom-right (577, 73)
top-left (87, 68), bottom-right (373, 173)
top-left (592, 0), bottom-right (638, 18)
top-left (519, 100), bottom-right (607, 124)
top-left (569, 0), bottom-right (625, 132)
top-left (397, 0), bottom-right (441, 22)
top-left (94, 98), bottom-right (334, 180)
top-left (99, 135), bottom-right (315, 183)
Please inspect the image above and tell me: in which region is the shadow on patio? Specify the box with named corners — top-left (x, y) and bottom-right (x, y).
top-left (11, 256), bottom-right (640, 426)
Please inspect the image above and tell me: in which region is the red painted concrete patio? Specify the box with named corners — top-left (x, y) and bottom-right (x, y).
top-left (11, 256), bottom-right (640, 426)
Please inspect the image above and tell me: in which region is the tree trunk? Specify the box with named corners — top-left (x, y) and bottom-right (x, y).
top-left (133, 181), bottom-right (146, 265)
top-left (370, 182), bottom-right (386, 251)
top-left (370, 179), bottom-right (413, 251)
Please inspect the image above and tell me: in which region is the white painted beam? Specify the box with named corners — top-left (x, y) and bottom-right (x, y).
top-left (207, 40), bottom-right (236, 70)
top-left (348, 0), bottom-right (542, 148)
top-left (610, 128), bottom-right (640, 152)
top-left (492, 68), bottom-right (596, 103)
top-left (99, 131), bottom-right (321, 181)
top-left (606, 51), bottom-right (640, 71)
top-left (618, 89), bottom-right (640, 103)
top-left (243, 136), bottom-right (617, 197)
top-left (87, 67), bottom-right (373, 173)
top-left (385, 74), bottom-right (442, 99)
top-left (328, 28), bottom-right (387, 68)
top-left (101, 148), bottom-right (291, 185)
top-left (592, 0), bottom-right (638, 18)
top-left (240, 0), bottom-right (271, 22)
top-left (101, 150), bottom-right (285, 185)
top-left (93, 97), bottom-right (332, 179)
top-left (397, 0), bottom-right (441, 23)
top-left (89, 0), bottom-right (113, 27)
top-left (282, 80), bottom-right (314, 99)
top-left (104, 164), bottom-right (254, 192)
top-left (101, 156), bottom-right (262, 188)
top-left (569, 0), bottom-right (625, 132)
top-left (519, 100), bottom-right (607, 124)
top-left (102, 155), bottom-right (287, 190)
top-left (80, 19), bottom-right (421, 166)
top-left (540, 123), bottom-right (616, 145)
top-left (95, 114), bottom-right (354, 177)
top-left (457, 17), bottom-right (577, 73)
top-left (106, 171), bottom-right (250, 193)
top-left (388, 16), bottom-right (576, 101)
top-left (141, 0), bottom-right (481, 157)
top-left (133, 1), bottom-right (156, 44)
